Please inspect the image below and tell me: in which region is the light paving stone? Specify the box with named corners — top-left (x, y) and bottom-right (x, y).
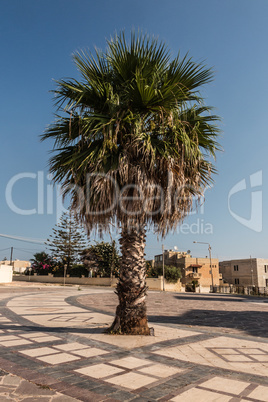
top-left (72, 347), bottom-right (109, 357)
top-left (0, 339), bottom-right (32, 347)
top-left (0, 335), bottom-right (20, 341)
top-left (228, 362), bottom-right (268, 376)
top-left (223, 355), bottom-right (253, 362)
top-left (106, 371), bottom-right (157, 390)
top-left (110, 356), bottom-right (150, 369)
top-left (84, 325), bottom-right (202, 350)
top-left (238, 348), bottom-right (267, 354)
top-left (37, 352), bottom-right (80, 365)
top-left (75, 363), bottom-right (124, 378)
top-left (138, 363), bottom-right (182, 378)
top-left (20, 332), bottom-right (49, 338)
top-left (31, 308), bottom-right (59, 312)
top-left (170, 387), bottom-right (231, 401)
top-left (55, 342), bottom-right (90, 351)
top-left (213, 349), bottom-right (240, 355)
top-left (31, 336), bottom-right (61, 343)
top-left (247, 385), bottom-right (268, 401)
top-left (20, 347), bottom-right (58, 357)
top-left (200, 376), bottom-right (249, 394)
top-left (249, 354), bottom-right (268, 362)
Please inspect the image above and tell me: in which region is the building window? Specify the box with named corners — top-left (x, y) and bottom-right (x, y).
top-left (234, 278), bottom-right (239, 285)
top-left (234, 265), bottom-right (239, 271)
top-left (192, 267), bottom-right (198, 273)
top-left (265, 265), bottom-right (268, 273)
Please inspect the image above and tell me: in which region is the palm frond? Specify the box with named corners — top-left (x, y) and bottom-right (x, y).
top-left (42, 31), bottom-right (221, 236)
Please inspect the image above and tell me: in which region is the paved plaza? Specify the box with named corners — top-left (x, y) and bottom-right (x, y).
top-left (0, 284), bottom-right (267, 401)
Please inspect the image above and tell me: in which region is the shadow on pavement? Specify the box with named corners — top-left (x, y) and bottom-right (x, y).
top-left (174, 294), bottom-right (247, 303)
top-left (0, 324), bottom-right (108, 335)
top-left (149, 309), bottom-right (268, 338)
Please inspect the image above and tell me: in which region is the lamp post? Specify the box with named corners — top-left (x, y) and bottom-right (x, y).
top-left (29, 267), bottom-right (32, 282)
top-left (193, 241), bottom-right (214, 290)
top-left (250, 255), bottom-right (254, 287)
top-left (63, 264), bottom-right (67, 286)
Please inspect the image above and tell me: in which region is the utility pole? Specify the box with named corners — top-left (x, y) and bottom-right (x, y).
top-left (10, 247), bottom-right (13, 266)
top-left (208, 244), bottom-right (214, 289)
top-left (162, 244), bottom-right (165, 291)
top-left (250, 255), bottom-right (254, 287)
top-left (193, 241), bottom-right (214, 291)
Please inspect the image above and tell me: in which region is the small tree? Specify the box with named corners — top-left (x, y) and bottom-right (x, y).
top-left (46, 210), bottom-right (88, 273)
top-left (82, 241), bottom-right (120, 277)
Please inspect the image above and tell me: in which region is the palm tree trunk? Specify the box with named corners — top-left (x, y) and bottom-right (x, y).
top-left (109, 225), bottom-right (150, 335)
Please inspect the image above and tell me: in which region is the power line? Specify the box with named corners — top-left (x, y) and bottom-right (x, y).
top-left (0, 234), bottom-right (45, 244)
top-left (14, 247), bottom-right (43, 253)
top-left (13, 248), bottom-right (35, 255)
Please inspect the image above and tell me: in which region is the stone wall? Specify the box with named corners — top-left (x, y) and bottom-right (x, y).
top-left (13, 274), bottom-right (183, 292)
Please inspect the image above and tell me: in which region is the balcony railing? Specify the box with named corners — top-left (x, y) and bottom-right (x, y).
top-left (188, 272), bottom-right (202, 279)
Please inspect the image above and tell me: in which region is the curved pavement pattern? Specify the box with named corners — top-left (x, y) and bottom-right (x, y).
top-left (0, 284), bottom-right (268, 401)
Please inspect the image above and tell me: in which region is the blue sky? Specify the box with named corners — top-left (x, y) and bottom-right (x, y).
top-left (0, 0), bottom-right (267, 262)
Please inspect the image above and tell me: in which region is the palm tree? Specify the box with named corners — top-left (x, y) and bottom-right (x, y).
top-left (42, 32), bottom-right (221, 335)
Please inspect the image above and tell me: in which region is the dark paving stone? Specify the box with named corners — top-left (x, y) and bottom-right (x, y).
top-left (15, 398), bottom-right (51, 402)
top-left (91, 384), bottom-right (118, 395)
top-left (107, 390), bottom-right (134, 401)
top-left (16, 380), bottom-right (55, 396)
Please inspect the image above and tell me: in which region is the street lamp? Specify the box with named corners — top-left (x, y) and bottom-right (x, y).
top-left (63, 264), bottom-right (67, 286)
top-left (29, 267), bottom-right (32, 282)
top-left (193, 241), bottom-right (214, 290)
top-left (250, 255), bottom-right (254, 287)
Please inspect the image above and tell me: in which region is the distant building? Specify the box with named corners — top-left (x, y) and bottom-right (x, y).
top-left (153, 249), bottom-right (191, 268)
top-left (219, 258), bottom-right (268, 288)
top-left (0, 260), bottom-right (30, 274)
top-left (153, 250), bottom-right (220, 291)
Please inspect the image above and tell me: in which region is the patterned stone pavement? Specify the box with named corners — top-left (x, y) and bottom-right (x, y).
top-left (0, 284), bottom-right (268, 401)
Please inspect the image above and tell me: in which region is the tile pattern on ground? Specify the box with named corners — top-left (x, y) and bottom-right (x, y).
top-left (153, 335), bottom-right (268, 377)
top-left (0, 331), bottom-right (62, 348)
top-left (75, 357), bottom-right (184, 390)
top-left (19, 342), bottom-right (110, 365)
top-left (2, 289), bottom-right (268, 401)
top-left (171, 375), bottom-right (268, 401)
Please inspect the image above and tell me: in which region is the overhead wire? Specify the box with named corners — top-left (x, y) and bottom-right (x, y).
top-left (0, 233), bottom-right (45, 244)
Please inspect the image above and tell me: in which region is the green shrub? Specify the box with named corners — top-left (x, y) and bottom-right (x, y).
top-left (69, 264), bottom-right (88, 277)
top-left (164, 266), bottom-right (181, 283)
top-left (146, 264), bottom-right (181, 283)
